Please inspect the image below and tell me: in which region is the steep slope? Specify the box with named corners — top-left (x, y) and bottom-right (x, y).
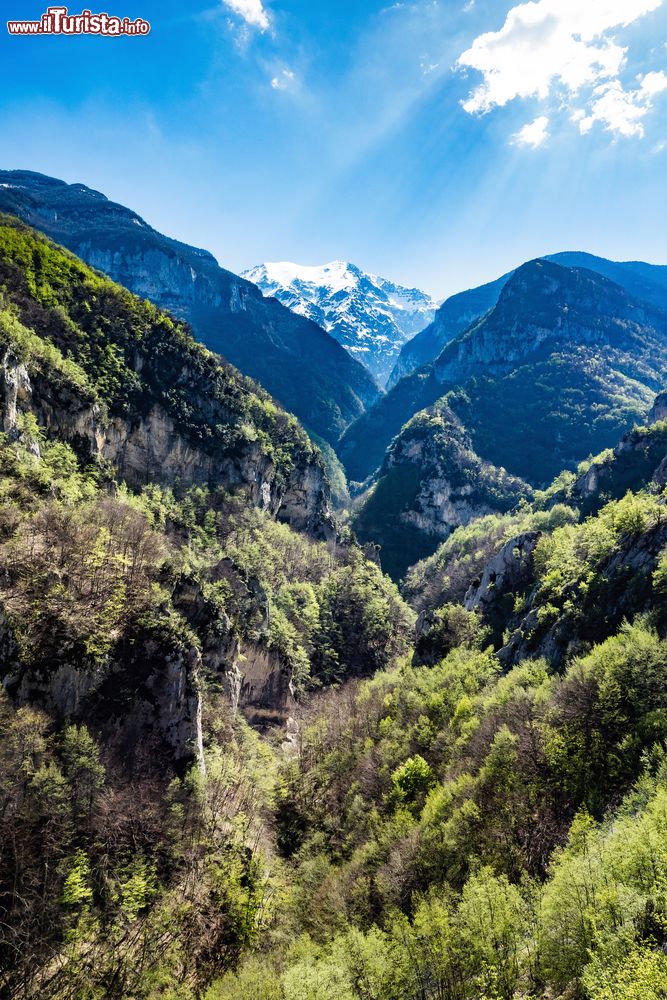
top-left (243, 259), bottom-right (436, 385)
top-left (389, 250), bottom-right (667, 387)
top-left (340, 259), bottom-right (667, 486)
top-left (0, 214), bottom-right (332, 535)
top-left (218, 405), bottom-right (667, 998)
top-left (0, 170), bottom-right (380, 444)
top-left (548, 395), bottom-right (667, 517)
top-left (352, 399), bottom-right (531, 580)
top-left (0, 219), bottom-right (417, 997)
top-left (388, 270), bottom-right (508, 386)
top-left (407, 393), bottom-right (667, 666)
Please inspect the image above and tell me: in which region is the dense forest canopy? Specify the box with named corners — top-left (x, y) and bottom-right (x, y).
top-left (0, 216), bottom-right (666, 1000)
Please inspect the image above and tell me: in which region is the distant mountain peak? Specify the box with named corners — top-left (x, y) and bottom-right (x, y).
top-left (243, 259), bottom-right (437, 385)
top-left (389, 249), bottom-right (667, 388)
top-left (251, 260), bottom-right (360, 294)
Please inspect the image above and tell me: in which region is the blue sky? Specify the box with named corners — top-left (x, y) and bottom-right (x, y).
top-left (1, 0), bottom-right (667, 296)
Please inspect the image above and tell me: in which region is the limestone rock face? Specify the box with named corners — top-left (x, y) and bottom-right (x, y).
top-left (649, 391), bottom-right (667, 425)
top-left (652, 455), bottom-right (667, 489)
top-left (557, 391), bottom-right (667, 515)
top-left (1, 351), bottom-right (32, 436)
top-left (80, 245), bottom-right (237, 313)
top-left (145, 645), bottom-right (204, 768)
top-left (498, 518), bottom-right (667, 670)
top-left (0, 170), bottom-right (381, 445)
top-left (464, 532), bottom-right (541, 613)
top-left (171, 565), bottom-right (295, 730)
top-left (353, 399), bottom-right (531, 580)
top-left (235, 643), bottom-right (295, 727)
top-left (0, 347), bottom-right (334, 540)
top-left (6, 625), bottom-right (205, 768)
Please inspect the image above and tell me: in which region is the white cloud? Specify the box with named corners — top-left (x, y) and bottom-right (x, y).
top-left (271, 68), bottom-right (295, 90)
top-left (512, 114), bottom-right (550, 147)
top-left (640, 68), bottom-right (667, 96)
top-left (221, 0), bottom-right (270, 30)
top-left (457, 0), bottom-right (665, 139)
top-left (578, 71), bottom-right (667, 137)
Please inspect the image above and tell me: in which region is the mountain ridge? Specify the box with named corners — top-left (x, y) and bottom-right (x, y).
top-left (0, 212), bottom-right (333, 536)
top-left (340, 258), bottom-right (667, 488)
top-left (390, 249), bottom-right (667, 385)
top-left (0, 170), bottom-right (381, 445)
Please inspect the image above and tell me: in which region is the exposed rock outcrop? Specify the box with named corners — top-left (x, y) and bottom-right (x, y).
top-left (649, 390), bottom-right (667, 425)
top-left (171, 565), bottom-right (295, 729)
top-left (0, 170), bottom-right (381, 445)
top-left (353, 399), bottom-right (531, 580)
top-left (498, 517), bottom-right (667, 670)
top-left (554, 391), bottom-right (667, 517)
top-left (5, 623), bottom-right (206, 769)
top-left (0, 347), bottom-right (332, 538)
top-left (464, 531), bottom-right (541, 614)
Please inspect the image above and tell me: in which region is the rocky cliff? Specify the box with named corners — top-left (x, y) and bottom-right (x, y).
top-left (0, 170), bottom-right (380, 444)
top-left (496, 515), bottom-right (667, 669)
top-left (0, 214), bottom-right (334, 538)
top-left (352, 399), bottom-right (531, 580)
top-left (408, 392), bottom-right (667, 670)
top-left (341, 259), bottom-right (667, 486)
top-left (548, 393), bottom-right (667, 517)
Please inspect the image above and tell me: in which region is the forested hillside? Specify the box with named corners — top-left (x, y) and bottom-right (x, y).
top-left (341, 259), bottom-right (667, 487)
top-left (0, 219), bottom-right (413, 998)
top-left (0, 212), bottom-right (666, 1000)
top-left (214, 407), bottom-right (667, 1000)
top-left (0, 171), bottom-right (381, 445)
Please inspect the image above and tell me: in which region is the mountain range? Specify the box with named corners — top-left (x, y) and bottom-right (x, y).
top-left (243, 259), bottom-right (436, 385)
top-left (0, 170), bottom-right (380, 446)
top-left (2, 171), bottom-right (667, 999)
top-left (342, 258), bottom-right (667, 576)
top-left (390, 250), bottom-right (667, 385)
top-left (4, 170), bottom-right (666, 585)
top-left (342, 258), bottom-right (667, 489)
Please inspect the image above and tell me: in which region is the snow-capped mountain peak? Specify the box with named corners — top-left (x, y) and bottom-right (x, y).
top-left (242, 260), bottom-right (437, 385)
top-left (255, 260), bottom-right (359, 294)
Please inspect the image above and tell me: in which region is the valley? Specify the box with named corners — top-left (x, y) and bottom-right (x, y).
top-left (0, 175), bottom-right (666, 1000)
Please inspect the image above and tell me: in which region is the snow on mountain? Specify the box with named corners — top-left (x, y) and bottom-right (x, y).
top-left (242, 260), bottom-right (437, 385)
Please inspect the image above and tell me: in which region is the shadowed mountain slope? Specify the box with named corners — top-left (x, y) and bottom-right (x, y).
top-left (0, 170), bottom-right (380, 445)
top-left (341, 259), bottom-right (667, 487)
